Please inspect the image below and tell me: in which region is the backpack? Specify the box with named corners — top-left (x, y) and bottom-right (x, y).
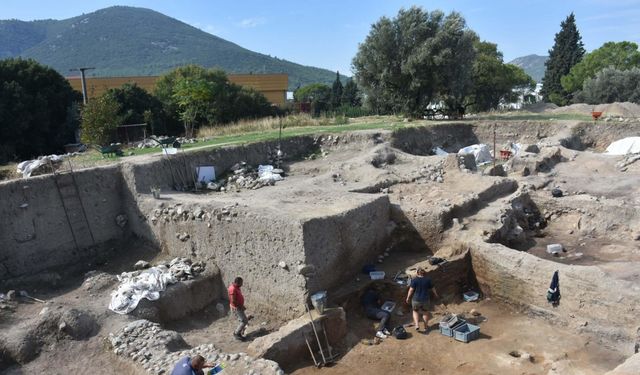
top-left (393, 326), bottom-right (408, 339)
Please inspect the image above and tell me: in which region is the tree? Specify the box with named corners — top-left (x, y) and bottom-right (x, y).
top-left (330, 71), bottom-right (343, 109)
top-left (172, 78), bottom-right (214, 138)
top-left (561, 41), bottom-right (640, 95)
top-left (0, 58), bottom-right (80, 162)
top-left (352, 7), bottom-right (478, 117)
top-left (80, 94), bottom-right (122, 145)
top-left (156, 65), bottom-right (274, 133)
top-left (294, 83), bottom-right (331, 115)
top-left (540, 13), bottom-right (585, 105)
top-left (575, 67), bottom-right (640, 104)
top-left (467, 42), bottom-right (534, 112)
top-left (107, 83), bottom-right (167, 135)
top-left (435, 12), bottom-right (478, 118)
top-left (342, 79), bottom-right (362, 107)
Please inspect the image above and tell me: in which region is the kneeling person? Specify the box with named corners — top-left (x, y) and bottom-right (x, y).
top-left (361, 286), bottom-right (391, 339)
top-left (171, 354), bottom-right (213, 375)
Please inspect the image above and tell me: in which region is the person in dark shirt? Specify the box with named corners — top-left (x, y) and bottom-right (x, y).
top-left (406, 267), bottom-right (438, 333)
top-left (170, 355), bottom-right (213, 375)
top-left (361, 286), bottom-right (392, 339)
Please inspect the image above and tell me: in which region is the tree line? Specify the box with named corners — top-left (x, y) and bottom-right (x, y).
top-left (0, 61), bottom-right (277, 162)
top-left (541, 13), bottom-right (640, 105)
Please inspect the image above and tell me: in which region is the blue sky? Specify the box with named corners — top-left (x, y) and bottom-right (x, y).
top-left (3, 0), bottom-right (640, 75)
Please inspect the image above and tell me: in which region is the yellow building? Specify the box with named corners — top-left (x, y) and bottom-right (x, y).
top-left (66, 73), bottom-right (288, 106)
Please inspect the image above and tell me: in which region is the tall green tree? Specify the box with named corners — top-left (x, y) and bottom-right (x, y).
top-left (435, 12), bottom-right (478, 118)
top-left (467, 41), bottom-right (535, 112)
top-left (172, 78), bottom-right (214, 138)
top-left (0, 58), bottom-right (80, 162)
top-left (540, 13), bottom-right (585, 105)
top-left (352, 7), bottom-right (478, 117)
top-left (330, 71), bottom-right (344, 109)
top-left (342, 79), bottom-right (362, 107)
top-left (80, 94), bottom-right (122, 146)
top-left (561, 41), bottom-right (640, 95)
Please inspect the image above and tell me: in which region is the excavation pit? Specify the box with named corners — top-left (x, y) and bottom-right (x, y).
top-left (2, 119), bottom-right (640, 374)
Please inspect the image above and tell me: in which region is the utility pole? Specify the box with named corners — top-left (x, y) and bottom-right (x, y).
top-left (70, 67), bottom-right (95, 104)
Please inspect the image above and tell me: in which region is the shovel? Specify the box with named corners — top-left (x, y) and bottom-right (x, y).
top-left (19, 290), bottom-right (45, 303)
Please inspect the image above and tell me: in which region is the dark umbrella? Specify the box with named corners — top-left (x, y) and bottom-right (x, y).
top-left (547, 270), bottom-right (561, 306)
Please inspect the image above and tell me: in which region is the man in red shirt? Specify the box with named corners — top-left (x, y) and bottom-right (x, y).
top-left (228, 276), bottom-right (249, 341)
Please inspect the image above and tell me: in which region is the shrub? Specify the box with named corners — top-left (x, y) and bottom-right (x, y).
top-left (80, 94), bottom-right (122, 145)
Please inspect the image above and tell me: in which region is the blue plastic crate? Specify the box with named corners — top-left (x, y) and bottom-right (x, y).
top-left (453, 322), bottom-right (480, 343)
top-left (439, 319), bottom-right (466, 337)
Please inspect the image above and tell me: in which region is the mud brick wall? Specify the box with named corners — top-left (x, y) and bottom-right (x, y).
top-left (0, 165), bottom-right (127, 283)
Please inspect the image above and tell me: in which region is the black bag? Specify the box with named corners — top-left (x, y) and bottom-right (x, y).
top-left (393, 326), bottom-right (408, 339)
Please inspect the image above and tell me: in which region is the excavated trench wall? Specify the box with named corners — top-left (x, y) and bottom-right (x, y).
top-left (123, 136), bottom-right (319, 194)
top-left (391, 123), bottom-right (479, 154)
top-left (0, 165), bottom-right (128, 285)
top-left (469, 241), bottom-right (640, 349)
top-left (302, 195), bottom-right (390, 293)
top-left (133, 201), bottom-right (310, 320)
top-left (562, 122), bottom-right (640, 151)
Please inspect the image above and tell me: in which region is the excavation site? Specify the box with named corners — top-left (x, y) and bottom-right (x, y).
top-left (1, 118), bottom-right (640, 375)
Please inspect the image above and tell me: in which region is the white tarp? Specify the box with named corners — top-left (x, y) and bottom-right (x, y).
top-left (605, 137), bottom-right (640, 155)
top-left (458, 144), bottom-right (493, 165)
top-left (108, 258), bottom-right (195, 314)
top-left (432, 147), bottom-right (449, 156)
top-left (258, 164), bottom-right (283, 182)
top-left (16, 155), bottom-right (63, 178)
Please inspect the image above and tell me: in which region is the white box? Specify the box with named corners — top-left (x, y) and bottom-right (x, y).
top-left (547, 243), bottom-right (563, 254)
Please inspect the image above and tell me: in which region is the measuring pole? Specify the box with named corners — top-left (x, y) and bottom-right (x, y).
top-left (70, 67), bottom-right (95, 104)
top-left (493, 123), bottom-right (497, 168)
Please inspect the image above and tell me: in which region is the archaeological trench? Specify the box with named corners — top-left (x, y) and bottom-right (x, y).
top-left (1, 120), bottom-right (639, 374)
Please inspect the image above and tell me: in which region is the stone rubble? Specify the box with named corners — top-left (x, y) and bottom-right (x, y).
top-left (150, 202), bottom-right (244, 226)
top-left (414, 160), bottom-right (445, 183)
top-left (136, 136), bottom-right (199, 149)
top-left (205, 161), bottom-right (285, 192)
top-left (108, 319), bottom-right (283, 375)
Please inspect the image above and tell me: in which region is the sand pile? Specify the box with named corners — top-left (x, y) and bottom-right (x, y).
top-left (549, 102), bottom-right (640, 117)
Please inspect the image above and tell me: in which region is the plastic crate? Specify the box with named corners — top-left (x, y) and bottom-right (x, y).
top-left (439, 319), bottom-right (466, 337)
top-left (463, 291), bottom-right (479, 302)
top-left (453, 322), bottom-right (480, 343)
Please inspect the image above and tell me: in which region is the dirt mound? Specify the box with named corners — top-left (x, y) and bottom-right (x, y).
top-left (549, 102), bottom-right (640, 117)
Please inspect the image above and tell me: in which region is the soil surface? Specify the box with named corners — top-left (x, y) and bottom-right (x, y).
top-left (291, 300), bottom-right (626, 375)
top-left (3, 120), bottom-right (640, 374)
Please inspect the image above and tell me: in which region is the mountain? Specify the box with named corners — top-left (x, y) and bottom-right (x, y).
top-left (0, 6), bottom-right (346, 90)
top-left (508, 54), bottom-right (548, 83)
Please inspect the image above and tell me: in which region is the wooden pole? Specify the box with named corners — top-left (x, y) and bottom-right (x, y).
top-left (493, 123), bottom-right (497, 168)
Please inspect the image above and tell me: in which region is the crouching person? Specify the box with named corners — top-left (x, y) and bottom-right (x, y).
top-left (171, 354), bottom-right (213, 375)
top-left (361, 286), bottom-right (391, 339)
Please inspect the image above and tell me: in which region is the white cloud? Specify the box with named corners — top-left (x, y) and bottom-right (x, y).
top-left (237, 17), bottom-right (266, 28)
